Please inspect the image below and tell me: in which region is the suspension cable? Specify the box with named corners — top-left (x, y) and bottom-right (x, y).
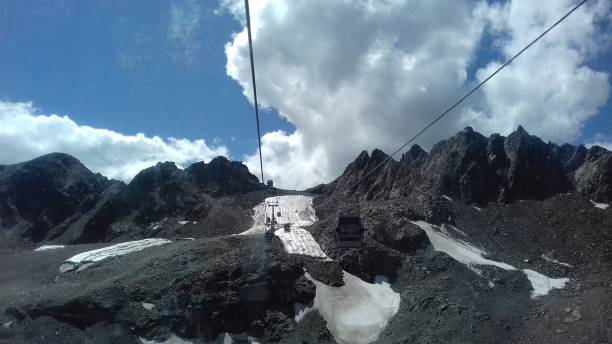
top-left (244, 0), bottom-right (265, 183)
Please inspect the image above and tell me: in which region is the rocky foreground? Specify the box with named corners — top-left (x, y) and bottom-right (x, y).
top-left (1, 126), bottom-right (611, 343)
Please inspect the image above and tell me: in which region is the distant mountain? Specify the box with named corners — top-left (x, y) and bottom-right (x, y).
top-left (0, 154), bottom-right (264, 250)
top-left (315, 126), bottom-right (612, 205)
top-left (3, 126), bottom-right (610, 250)
top-left (0, 153), bottom-right (120, 248)
top-left (75, 156), bottom-right (264, 243)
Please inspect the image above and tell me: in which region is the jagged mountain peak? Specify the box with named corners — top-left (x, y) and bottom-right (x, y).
top-left (328, 125), bottom-right (612, 204)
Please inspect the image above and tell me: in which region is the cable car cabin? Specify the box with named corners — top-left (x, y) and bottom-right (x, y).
top-left (335, 214), bottom-right (364, 248)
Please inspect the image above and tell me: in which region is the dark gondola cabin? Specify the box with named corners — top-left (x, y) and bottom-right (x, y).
top-left (335, 213), bottom-right (364, 248)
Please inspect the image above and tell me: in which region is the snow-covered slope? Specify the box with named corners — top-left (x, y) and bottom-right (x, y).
top-left (412, 221), bottom-right (569, 298)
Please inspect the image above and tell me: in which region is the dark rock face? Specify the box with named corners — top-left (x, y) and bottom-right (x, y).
top-left (363, 205), bottom-right (429, 254)
top-left (186, 156), bottom-right (261, 196)
top-left (322, 126), bottom-right (612, 204)
top-left (76, 156), bottom-right (264, 243)
top-left (574, 145), bottom-right (612, 201)
top-left (303, 258), bottom-right (344, 287)
top-left (503, 126), bottom-right (569, 200)
top-left (0, 153), bottom-right (118, 246)
top-left (418, 127), bottom-right (500, 204)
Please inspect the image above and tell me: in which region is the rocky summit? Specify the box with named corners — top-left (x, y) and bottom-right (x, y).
top-left (1, 126), bottom-right (611, 344)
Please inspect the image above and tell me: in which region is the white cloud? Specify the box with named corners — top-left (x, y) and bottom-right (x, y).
top-left (224, 0), bottom-right (611, 189)
top-left (244, 130), bottom-right (328, 190)
top-left (462, 0), bottom-right (611, 143)
top-left (586, 132), bottom-right (612, 150)
top-left (0, 101), bottom-right (228, 182)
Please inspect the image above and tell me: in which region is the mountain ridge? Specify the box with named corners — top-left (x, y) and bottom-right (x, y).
top-left (318, 126), bottom-right (611, 205)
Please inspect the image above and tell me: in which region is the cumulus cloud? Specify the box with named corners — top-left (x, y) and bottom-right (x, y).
top-left (244, 130), bottom-right (328, 189)
top-left (0, 101), bottom-right (228, 181)
top-left (462, 0), bottom-right (611, 142)
top-left (224, 0), bottom-right (611, 189)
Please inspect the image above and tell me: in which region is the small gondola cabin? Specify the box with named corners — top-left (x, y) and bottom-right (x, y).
top-left (335, 213), bottom-right (364, 248)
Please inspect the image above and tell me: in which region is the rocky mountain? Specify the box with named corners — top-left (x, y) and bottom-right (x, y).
top-left (0, 153), bottom-right (120, 250)
top-left (0, 154), bottom-right (265, 251)
top-left (1, 126), bottom-right (611, 344)
top-left (318, 126), bottom-right (611, 206)
top-left (74, 156), bottom-right (265, 244)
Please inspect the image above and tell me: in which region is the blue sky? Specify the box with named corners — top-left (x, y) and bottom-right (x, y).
top-left (0, 0), bottom-right (293, 158)
top-left (0, 0), bottom-right (610, 188)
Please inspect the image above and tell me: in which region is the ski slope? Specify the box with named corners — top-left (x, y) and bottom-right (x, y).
top-left (412, 221), bottom-right (569, 298)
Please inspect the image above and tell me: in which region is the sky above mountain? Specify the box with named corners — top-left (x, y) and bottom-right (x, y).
top-left (1, 0), bottom-right (611, 188)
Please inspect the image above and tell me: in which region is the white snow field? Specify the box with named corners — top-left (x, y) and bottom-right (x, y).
top-left (33, 245), bottom-right (65, 251)
top-left (305, 271), bottom-right (400, 344)
top-left (59, 238), bottom-right (172, 273)
top-left (590, 200), bottom-right (610, 210)
top-left (412, 221), bottom-right (569, 299)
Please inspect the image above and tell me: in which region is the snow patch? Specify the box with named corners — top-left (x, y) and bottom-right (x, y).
top-left (590, 200), bottom-right (609, 210)
top-left (149, 222), bottom-right (162, 231)
top-left (412, 220), bottom-right (569, 299)
top-left (178, 220), bottom-right (190, 225)
top-left (522, 269), bottom-right (569, 298)
top-left (60, 238), bottom-right (171, 272)
top-left (442, 194), bottom-right (453, 201)
top-left (471, 205), bottom-right (482, 211)
top-left (447, 224), bottom-right (469, 238)
top-left (305, 271), bottom-right (400, 344)
top-left (142, 302), bottom-right (155, 311)
top-left (541, 254), bottom-right (574, 268)
top-left (33, 245), bottom-right (65, 251)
